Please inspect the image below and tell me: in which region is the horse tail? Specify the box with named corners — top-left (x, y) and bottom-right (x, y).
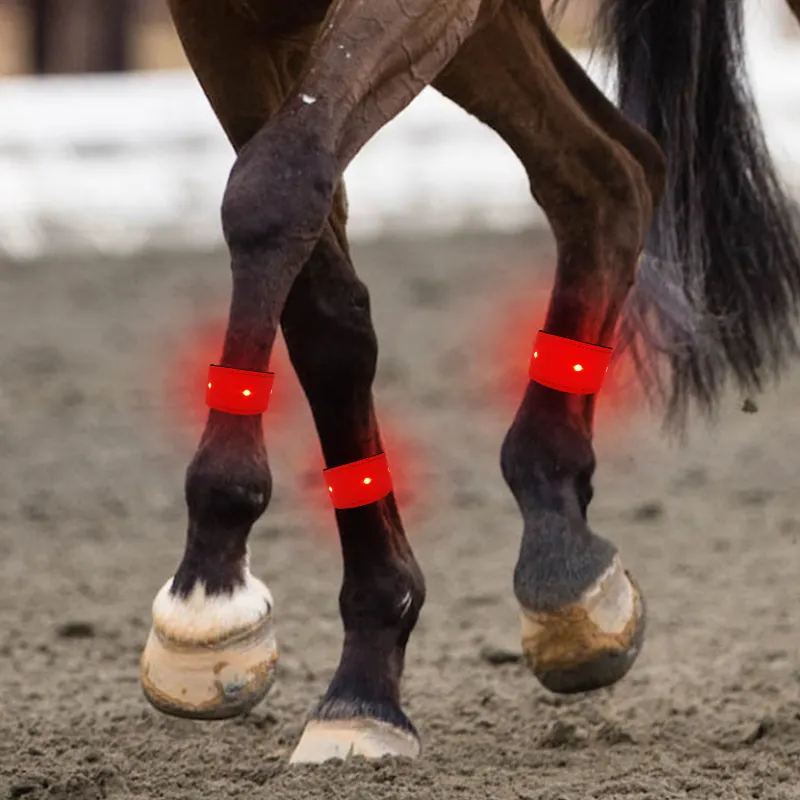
top-left (560, 0), bottom-right (800, 431)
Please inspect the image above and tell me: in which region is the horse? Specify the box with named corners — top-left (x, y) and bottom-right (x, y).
top-left (138, 0), bottom-right (800, 764)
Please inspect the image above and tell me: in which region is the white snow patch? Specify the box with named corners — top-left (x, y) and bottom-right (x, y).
top-left (0, 29), bottom-right (798, 261)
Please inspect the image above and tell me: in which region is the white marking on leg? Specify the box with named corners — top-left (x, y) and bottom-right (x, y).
top-left (152, 570), bottom-right (273, 645)
top-left (398, 590), bottom-right (413, 618)
top-left (290, 719), bottom-right (421, 764)
top-left (583, 556), bottom-right (636, 635)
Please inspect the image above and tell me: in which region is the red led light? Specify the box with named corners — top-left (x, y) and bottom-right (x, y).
top-left (324, 452), bottom-right (393, 509)
top-left (528, 330), bottom-right (613, 395)
top-left (206, 364), bottom-right (274, 415)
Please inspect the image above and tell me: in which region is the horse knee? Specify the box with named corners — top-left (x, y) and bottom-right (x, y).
top-left (221, 122), bottom-right (338, 256)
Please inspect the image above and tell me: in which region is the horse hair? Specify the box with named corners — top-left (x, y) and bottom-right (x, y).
top-left (551, 0), bottom-right (800, 434)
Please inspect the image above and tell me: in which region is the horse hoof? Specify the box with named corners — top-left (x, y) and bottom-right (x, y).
top-left (140, 573), bottom-right (278, 719)
top-left (520, 555), bottom-right (645, 694)
top-left (289, 718), bottom-right (421, 764)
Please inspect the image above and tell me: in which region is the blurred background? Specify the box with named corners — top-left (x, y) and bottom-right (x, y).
top-left (0, 0), bottom-right (609, 75)
top-left (0, 0), bottom-right (797, 262)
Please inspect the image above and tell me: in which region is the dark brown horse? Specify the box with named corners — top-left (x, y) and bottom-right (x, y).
top-left (139, 0), bottom-right (800, 763)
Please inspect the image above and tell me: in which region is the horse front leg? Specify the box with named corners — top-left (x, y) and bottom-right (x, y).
top-left (435, 1), bottom-right (655, 693)
top-left (138, 2), bottom-right (317, 722)
top-left (140, 0), bottom-right (495, 759)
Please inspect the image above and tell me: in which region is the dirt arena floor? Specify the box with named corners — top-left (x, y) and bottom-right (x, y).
top-left (2, 230), bottom-right (800, 799)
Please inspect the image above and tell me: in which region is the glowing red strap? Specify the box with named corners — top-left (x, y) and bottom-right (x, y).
top-left (206, 364), bottom-right (274, 415)
top-left (528, 330), bottom-right (613, 395)
top-left (324, 453), bottom-right (393, 510)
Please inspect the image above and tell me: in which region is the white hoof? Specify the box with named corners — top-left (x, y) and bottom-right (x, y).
top-left (289, 718), bottom-right (421, 764)
top-left (140, 572), bottom-right (277, 719)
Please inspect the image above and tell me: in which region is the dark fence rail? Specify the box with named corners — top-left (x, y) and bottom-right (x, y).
top-left (0, 1), bottom-right (795, 77)
top-left (0, 0), bottom-right (607, 77)
top-left (31, 0), bottom-right (133, 73)
top-left (1, 0), bottom-right (177, 75)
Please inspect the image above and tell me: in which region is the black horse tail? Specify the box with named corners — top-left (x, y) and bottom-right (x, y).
top-left (556, 0), bottom-right (800, 431)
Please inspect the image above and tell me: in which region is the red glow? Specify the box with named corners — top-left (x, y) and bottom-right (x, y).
top-left (206, 364), bottom-right (274, 415)
top-left (376, 416), bottom-right (429, 521)
top-left (474, 272), bottom-right (550, 412)
top-left (528, 331), bottom-right (612, 395)
top-left (157, 315), bottom-right (302, 443)
top-left (324, 453), bottom-right (393, 509)
top-left (291, 410), bottom-right (430, 542)
top-left (475, 270), bottom-right (644, 430)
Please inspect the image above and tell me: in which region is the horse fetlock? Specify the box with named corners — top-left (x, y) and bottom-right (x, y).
top-left (500, 404), bottom-right (595, 502)
top-left (140, 572), bottom-right (278, 719)
top-left (185, 460), bottom-right (272, 533)
top-left (340, 566), bottom-right (425, 638)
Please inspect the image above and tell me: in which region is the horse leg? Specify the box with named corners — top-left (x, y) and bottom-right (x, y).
top-left (280, 192), bottom-right (426, 764)
top-left (535, 6), bottom-right (666, 205)
top-left (275, 0), bottom-right (504, 764)
top-left (139, 1), bottom-right (319, 722)
top-left (435, 1), bottom-right (653, 693)
top-left (140, 0), bottom-right (491, 755)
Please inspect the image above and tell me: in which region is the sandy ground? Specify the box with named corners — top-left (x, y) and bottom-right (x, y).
top-left (2, 231), bottom-right (800, 800)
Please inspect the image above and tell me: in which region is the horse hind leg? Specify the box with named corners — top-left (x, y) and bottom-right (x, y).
top-left (435, 2), bottom-right (656, 693)
top-left (536, 9), bottom-right (666, 207)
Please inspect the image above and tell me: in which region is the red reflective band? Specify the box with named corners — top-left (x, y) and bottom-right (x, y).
top-left (206, 364), bottom-right (274, 415)
top-left (528, 330), bottom-right (613, 395)
top-left (324, 453), bottom-right (393, 510)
